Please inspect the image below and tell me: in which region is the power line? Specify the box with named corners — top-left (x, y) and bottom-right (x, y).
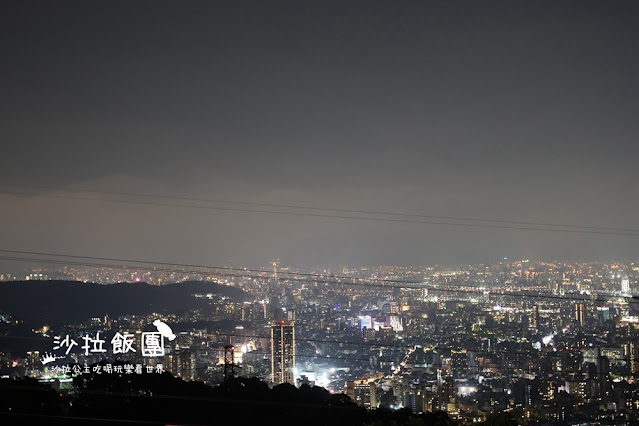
top-left (0, 250), bottom-right (630, 302)
top-left (0, 248), bottom-right (425, 285)
top-left (0, 250), bottom-right (629, 303)
top-left (6, 183), bottom-right (639, 233)
top-left (0, 254), bottom-right (433, 291)
top-left (3, 189), bottom-right (639, 236)
top-left (0, 251), bottom-right (547, 298)
top-left (1, 253), bottom-right (635, 368)
top-left (0, 250), bottom-right (616, 303)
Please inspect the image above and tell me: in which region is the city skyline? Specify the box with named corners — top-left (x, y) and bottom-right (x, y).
top-left (2, 256), bottom-right (639, 424)
top-left (1, 1), bottom-right (638, 424)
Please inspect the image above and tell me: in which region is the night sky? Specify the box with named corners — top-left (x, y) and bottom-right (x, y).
top-left (1, 1), bottom-right (638, 269)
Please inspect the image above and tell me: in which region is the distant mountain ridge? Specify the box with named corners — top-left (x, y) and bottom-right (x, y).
top-left (0, 280), bottom-right (250, 323)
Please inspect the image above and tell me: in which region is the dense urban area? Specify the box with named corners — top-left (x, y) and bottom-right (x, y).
top-left (1, 259), bottom-right (638, 425)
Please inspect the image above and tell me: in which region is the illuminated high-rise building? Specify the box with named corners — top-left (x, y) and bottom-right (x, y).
top-left (271, 320), bottom-right (295, 385)
top-left (346, 379), bottom-right (378, 409)
top-left (287, 309), bottom-right (296, 322)
top-left (241, 305), bottom-right (251, 321)
top-left (621, 275), bottom-right (630, 295)
top-left (232, 325), bottom-right (246, 347)
top-left (625, 342), bottom-right (639, 374)
top-left (596, 307), bottom-right (610, 324)
top-left (574, 303), bottom-right (585, 328)
top-left (26, 350), bottom-right (40, 367)
top-left (531, 305), bottom-right (540, 331)
top-left (165, 349), bottom-right (195, 381)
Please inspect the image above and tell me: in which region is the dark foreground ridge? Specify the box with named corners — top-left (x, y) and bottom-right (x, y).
top-left (0, 280), bottom-right (250, 323)
top-left (0, 361), bottom-right (471, 426)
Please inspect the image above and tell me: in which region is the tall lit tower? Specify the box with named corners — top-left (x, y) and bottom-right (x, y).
top-left (574, 303), bottom-right (585, 328)
top-left (271, 320), bottom-right (295, 385)
top-left (621, 275), bottom-right (630, 295)
top-left (273, 260), bottom-right (280, 290)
